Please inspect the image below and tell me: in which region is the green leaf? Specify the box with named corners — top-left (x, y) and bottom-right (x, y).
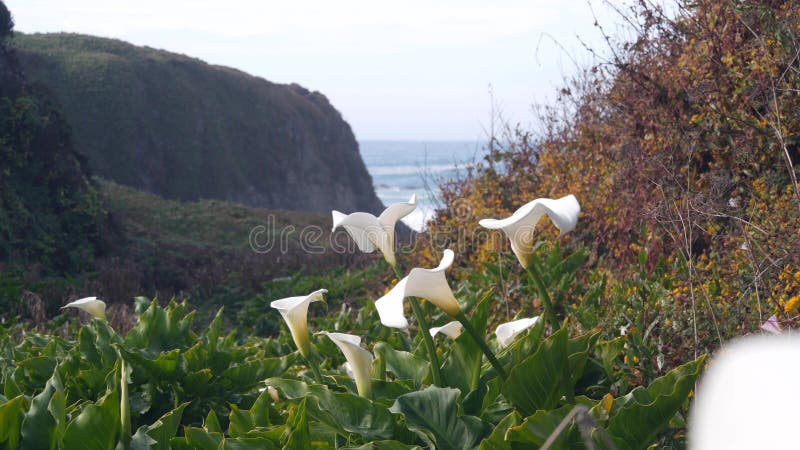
top-left (63, 387), bottom-right (120, 450)
top-left (502, 327), bottom-right (569, 415)
top-left (221, 357), bottom-right (288, 388)
top-left (20, 369), bottom-right (65, 450)
top-left (505, 404), bottom-right (585, 449)
top-left (344, 441), bottom-right (424, 450)
top-left (373, 342), bottom-right (430, 387)
top-left (607, 356), bottom-right (706, 450)
top-left (390, 386), bottom-right (490, 450)
top-left (204, 409), bottom-right (222, 433)
top-left (267, 377), bottom-right (396, 441)
top-left (441, 299), bottom-right (489, 394)
top-left (145, 402), bottom-right (189, 450)
top-left (478, 411), bottom-right (521, 450)
top-left (0, 395), bottom-right (26, 449)
top-left (283, 398), bottom-right (311, 450)
top-left (181, 427), bottom-right (223, 450)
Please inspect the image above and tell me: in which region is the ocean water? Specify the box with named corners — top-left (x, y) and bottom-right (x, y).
top-left (359, 140), bottom-right (487, 231)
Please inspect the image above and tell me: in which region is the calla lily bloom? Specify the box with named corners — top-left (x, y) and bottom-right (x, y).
top-left (479, 195), bottom-right (580, 268)
top-left (495, 317), bottom-right (540, 347)
top-left (318, 331), bottom-right (374, 397)
top-left (62, 296), bottom-right (107, 320)
top-left (332, 194), bottom-right (417, 266)
top-left (375, 249), bottom-right (461, 329)
top-left (270, 289), bottom-right (327, 357)
top-left (429, 321), bottom-right (463, 339)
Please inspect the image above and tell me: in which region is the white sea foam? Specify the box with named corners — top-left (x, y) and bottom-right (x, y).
top-left (369, 163), bottom-right (461, 176)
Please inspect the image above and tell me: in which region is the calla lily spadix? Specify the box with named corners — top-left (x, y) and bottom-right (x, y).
top-left (270, 289), bottom-right (327, 357)
top-left (495, 317), bottom-right (540, 348)
top-left (429, 321), bottom-right (464, 339)
top-left (479, 195), bottom-right (580, 269)
top-left (332, 194), bottom-right (417, 266)
top-left (375, 249), bottom-right (461, 329)
top-left (318, 331), bottom-right (374, 398)
top-left (62, 296), bottom-right (107, 320)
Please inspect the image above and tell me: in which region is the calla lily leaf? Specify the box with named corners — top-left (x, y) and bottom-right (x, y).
top-left (390, 386), bottom-right (491, 450)
top-left (479, 195), bottom-right (580, 268)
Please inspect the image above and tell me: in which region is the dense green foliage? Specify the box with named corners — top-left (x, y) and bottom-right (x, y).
top-left (11, 32), bottom-right (383, 214)
top-left (0, 15), bottom-right (106, 276)
top-left (0, 284), bottom-right (703, 449)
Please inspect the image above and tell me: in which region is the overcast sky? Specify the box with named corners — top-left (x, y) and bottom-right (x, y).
top-left (5, 0), bottom-right (631, 141)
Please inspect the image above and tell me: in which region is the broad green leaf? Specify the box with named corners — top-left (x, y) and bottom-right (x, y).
top-left (20, 369), bottom-right (65, 450)
top-left (181, 427), bottom-right (223, 450)
top-left (221, 357), bottom-right (288, 388)
top-left (478, 411), bottom-right (521, 450)
top-left (441, 299), bottom-right (489, 394)
top-left (373, 342), bottom-right (430, 387)
top-left (502, 327), bottom-right (569, 415)
top-left (506, 403), bottom-right (585, 449)
top-left (17, 356), bottom-right (56, 386)
top-left (390, 386), bottom-right (490, 450)
top-left (267, 377), bottom-right (396, 441)
top-left (607, 356), bottom-right (705, 450)
top-left (345, 441), bottom-right (424, 450)
top-left (229, 404), bottom-right (255, 438)
top-left (0, 395), bottom-right (26, 449)
top-left (63, 387), bottom-right (120, 450)
top-left (120, 348), bottom-right (181, 381)
top-left (204, 409), bottom-right (222, 433)
top-left (145, 402), bottom-right (189, 450)
top-left (283, 398), bottom-right (311, 450)
top-left (567, 332), bottom-right (600, 388)
top-left (125, 299), bottom-right (196, 352)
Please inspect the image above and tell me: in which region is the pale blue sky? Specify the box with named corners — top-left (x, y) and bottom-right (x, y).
top-left (5, 0), bottom-right (631, 140)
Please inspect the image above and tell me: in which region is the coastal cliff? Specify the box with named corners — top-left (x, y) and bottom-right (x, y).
top-left (13, 33), bottom-right (384, 214)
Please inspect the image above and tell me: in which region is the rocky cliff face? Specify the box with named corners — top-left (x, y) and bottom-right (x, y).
top-left (13, 33), bottom-right (384, 214)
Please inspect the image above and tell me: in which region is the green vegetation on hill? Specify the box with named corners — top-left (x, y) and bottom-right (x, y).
top-left (0, 14), bottom-right (106, 277)
top-left (12, 32), bottom-right (383, 214)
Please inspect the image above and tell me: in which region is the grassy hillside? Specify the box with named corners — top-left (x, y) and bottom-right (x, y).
top-left (12, 32), bottom-right (383, 214)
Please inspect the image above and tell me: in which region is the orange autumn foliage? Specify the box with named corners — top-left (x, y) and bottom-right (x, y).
top-left (418, 0), bottom-right (800, 352)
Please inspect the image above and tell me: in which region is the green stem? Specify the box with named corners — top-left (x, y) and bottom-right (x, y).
top-left (390, 263), bottom-right (443, 386)
top-left (455, 312), bottom-right (508, 379)
top-left (525, 261), bottom-right (559, 330)
top-left (306, 354), bottom-right (324, 384)
top-left (120, 358), bottom-right (131, 450)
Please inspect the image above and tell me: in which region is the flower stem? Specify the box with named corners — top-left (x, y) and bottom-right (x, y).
top-left (306, 354), bottom-right (324, 384)
top-left (391, 263), bottom-right (443, 386)
top-left (120, 358), bottom-right (131, 450)
top-left (525, 260), bottom-right (559, 330)
top-left (455, 312), bottom-right (508, 379)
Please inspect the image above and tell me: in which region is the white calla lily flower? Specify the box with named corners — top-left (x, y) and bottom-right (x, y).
top-left (62, 296), bottom-right (107, 320)
top-left (375, 249), bottom-right (461, 329)
top-left (270, 289), bottom-right (327, 357)
top-left (495, 317), bottom-right (540, 348)
top-left (332, 194), bottom-right (417, 266)
top-left (318, 331), bottom-right (374, 397)
top-left (479, 195), bottom-right (580, 268)
top-left (429, 321), bottom-right (464, 339)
